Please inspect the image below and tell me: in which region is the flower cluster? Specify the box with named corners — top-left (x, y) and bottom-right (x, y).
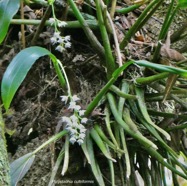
top-left (50, 32), bottom-right (71, 52)
top-left (49, 18), bottom-right (67, 28)
top-left (49, 18), bottom-right (71, 53)
top-left (61, 95), bottom-right (87, 145)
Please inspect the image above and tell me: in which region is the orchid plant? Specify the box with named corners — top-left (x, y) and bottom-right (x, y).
top-left (0, 0), bottom-right (187, 186)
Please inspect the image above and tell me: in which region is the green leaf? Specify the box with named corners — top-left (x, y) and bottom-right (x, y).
top-left (135, 86), bottom-right (171, 141)
top-left (135, 60), bottom-right (187, 77)
top-left (0, 0), bottom-right (20, 44)
top-left (90, 128), bottom-right (116, 162)
top-left (85, 61), bottom-right (133, 116)
top-left (112, 61), bottom-right (133, 78)
top-left (178, 0), bottom-right (187, 8)
top-left (1, 47), bottom-right (51, 110)
top-left (86, 133), bottom-right (105, 186)
top-left (10, 152), bottom-right (35, 186)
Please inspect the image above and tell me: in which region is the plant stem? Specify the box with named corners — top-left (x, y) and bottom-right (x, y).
top-left (20, 0), bottom-right (26, 48)
top-left (104, 106), bottom-right (120, 149)
top-left (49, 56), bottom-right (66, 89)
top-left (110, 0), bottom-right (116, 19)
top-left (110, 85), bottom-right (137, 99)
top-left (48, 146), bottom-right (65, 186)
top-left (148, 109), bottom-right (187, 120)
top-left (68, 0), bottom-right (105, 59)
top-left (95, 0), bottom-right (116, 78)
top-left (152, 0), bottom-right (178, 62)
top-left (10, 19), bottom-right (99, 29)
top-left (136, 72), bottom-right (169, 85)
top-left (104, 4), bottom-right (122, 67)
top-left (118, 81), bottom-right (131, 178)
top-left (56, 60), bottom-right (71, 95)
top-left (115, 4), bottom-right (141, 14)
top-left (33, 130), bottom-right (68, 154)
top-left (61, 135), bottom-right (70, 175)
top-left (84, 61), bottom-right (133, 116)
top-left (31, 6), bottom-right (51, 45)
top-left (167, 123), bottom-right (187, 131)
top-left (120, 0), bottom-right (163, 49)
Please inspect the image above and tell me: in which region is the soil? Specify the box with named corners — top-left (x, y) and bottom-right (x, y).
top-left (4, 43), bottom-right (104, 185)
top-left (1, 1), bottom-right (187, 186)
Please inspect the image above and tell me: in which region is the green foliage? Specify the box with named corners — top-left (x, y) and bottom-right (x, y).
top-left (135, 60), bottom-right (187, 77)
top-left (85, 61), bottom-right (133, 116)
top-left (1, 47), bottom-right (66, 111)
top-left (0, 0), bottom-right (20, 44)
top-left (10, 153), bottom-right (35, 186)
top-left (1, 0), bottom-right (187, 185)
top-left (178, 0), bottom-right (187, 8)
top-left (10, 130), bottom-right (68, 185)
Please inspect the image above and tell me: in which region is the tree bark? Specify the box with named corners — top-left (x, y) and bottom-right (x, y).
top-left (0, 107), bottom-right (10, 185)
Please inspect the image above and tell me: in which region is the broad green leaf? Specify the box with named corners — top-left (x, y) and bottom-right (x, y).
top-left (0, 0), bottom-right (20, 44)
top-left (10, 152), bottom-right (35, 186)
top-left (1, 47), bottom-right (54, 110)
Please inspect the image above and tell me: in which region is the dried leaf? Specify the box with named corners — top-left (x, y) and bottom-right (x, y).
top-left (161, 31), bottom-right (185, 61)
top-left (161, 47), bottom-right (185, 61)
top-left (163, 74), bottom-right (178, 102)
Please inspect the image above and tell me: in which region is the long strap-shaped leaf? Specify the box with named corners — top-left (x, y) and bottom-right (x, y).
top-left (86, 133), bottom-right (105, 186)
top-left (108, 93), bottom-right (187, 179)
top-left (0, 0), bottom-right (20, 44)
top-left (128, 99), bottom-right (176, 155)
top-left (1, 47), bottom-right (66, 110)
top-left (107, 92), bottom-right (158, 150)
top-left (135, 60), bottom-right (187, 77)
top-left (90, 128), bottom-right (116, 162)
top-left (85, 61), bottom-right (133, 116)
top-left (135, 86), bottom-right (171, 141)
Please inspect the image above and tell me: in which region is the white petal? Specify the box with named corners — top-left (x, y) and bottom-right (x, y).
top-left (57, 37), bottom-right (64, 44)
top-left (77, 139), bottom-right (84, 145)
top-left (69, 137), bottom-right (77, 144)
top-left (72, 95), bottom-right (80, 102)
top-left (70, 115), bottom-right (78, 123)
top-left (53, 32), bottom-right (61, 38)
top-left (62, 116), bottom-right (71, 124)
top-left (79, 110), bottom-right (85, 116)
top-left (78, 133), bottom-right (86, 139)
top-left (65, 42), bottom-right (71, 48)
top-left (74, 105), bottom-right (81, 111)
top-left (68, 101), bottom-right (81, 111)
top-left (81, 118), bottom-right (88, 124)
top-left (68, 101), bottom-right (76, 109)
top-left (60, 95), bottom-right (69, 103)
top-left (80, 128), bottom-right (87, 133)
top-left (48, 18), bottom-right (55, 25)
top-left (50, 37), bottom-right (57, 45)
top-left (55, 45), bottom-right (64, 53)
top-left (69, 128), bottom-right (78, 134)
top-left (58, 21), bottom-right (67, 27)
top-left (64, 35), bottom-right (71, 41)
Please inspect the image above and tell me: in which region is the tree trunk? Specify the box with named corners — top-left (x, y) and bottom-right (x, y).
top-left (0, 108), bottom-right (10, 185)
